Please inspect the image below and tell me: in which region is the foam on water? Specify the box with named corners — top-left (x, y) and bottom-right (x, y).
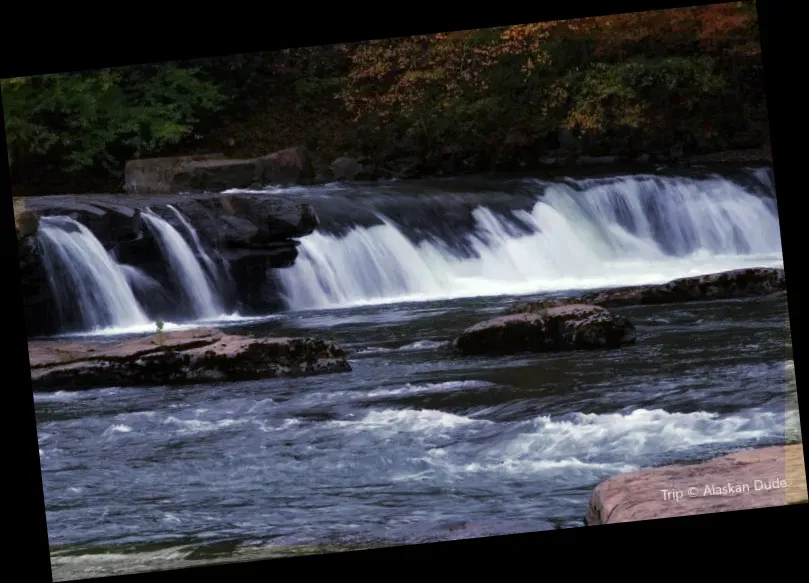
top-left (141, 210), bottom-right (223, 319)
top-left (279, 173), bottom-right (783, 310)
top-left (50, 312), bottom-right (275, 339)
top-left (37, 216), bottom-right (151, 331)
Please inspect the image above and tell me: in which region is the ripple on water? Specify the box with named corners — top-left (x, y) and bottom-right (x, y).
top-left (35, 294), bottom-right (793, 561)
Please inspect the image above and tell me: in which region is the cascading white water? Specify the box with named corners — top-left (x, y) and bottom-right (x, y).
top-left (120, 264), bottom-right (164, 294)
top-left (279, 174), bottom-right (784, 310)
top-left (37, 216), bottom-right (151, 330)
top-left (166, 205), bottom-right (222, 285)
top-left (141, 210), bottom-right (223, 319)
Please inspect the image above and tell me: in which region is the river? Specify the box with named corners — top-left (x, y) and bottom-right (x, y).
top-left (29, 168), bottom-right (799, 579)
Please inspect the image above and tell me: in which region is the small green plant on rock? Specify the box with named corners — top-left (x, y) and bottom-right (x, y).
top-left (156, 319), bottom-right (165, 346)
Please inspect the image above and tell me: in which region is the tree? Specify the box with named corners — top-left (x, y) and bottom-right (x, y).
top-left (338, 24), bottom-right (560, 159)
top-left (4, 1), bottom-right (767, 193)
top-left (2, 63), bottom-right (224, 176)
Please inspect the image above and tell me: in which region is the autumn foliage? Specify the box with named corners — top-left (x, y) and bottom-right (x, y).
top-left (3, 2), bottom-right (767, 193)
top-left (331, 2), bottom-right (764, 166)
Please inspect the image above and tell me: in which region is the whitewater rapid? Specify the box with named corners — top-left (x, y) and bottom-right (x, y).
top-left (278, 174), bottom-right (783, 310)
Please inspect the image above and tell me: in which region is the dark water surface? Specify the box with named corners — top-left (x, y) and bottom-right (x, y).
top-left (35, 293), bottom-right (798, 579)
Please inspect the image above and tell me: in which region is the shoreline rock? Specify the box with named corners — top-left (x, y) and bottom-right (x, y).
top-left (27, 328), bottom-right (351, 391)
top-left (586, 444), bottom-right (807, 526)
top-left (115, 146), bottom-right (774, 195)
top-left (454, 303), bottom-right (636, 356)
top-left (23, 146), bottom-right (774, 198)
top-left (11, 144), bottom-right (773, 197)
top-left (123, 146), bottom-right (314, 194)
top-left (509, 268), bottom-right (786, 315)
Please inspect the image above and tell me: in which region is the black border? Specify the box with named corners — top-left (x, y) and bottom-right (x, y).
top-left (3, 1), bottom-right (804, 580)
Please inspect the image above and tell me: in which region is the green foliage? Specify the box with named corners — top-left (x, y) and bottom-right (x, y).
top-left (332, 7), bottom-right (762, 162)
top-left (293, 76), bottom-right (344, 109)
top-left (4, 2), bottom-right (766, 192)
top-left (2, 64), bottom-right (224, 174)
top-left (564, 56), bottom-right (725, 136)
top-left (155, 318), bottom-right (165, 346)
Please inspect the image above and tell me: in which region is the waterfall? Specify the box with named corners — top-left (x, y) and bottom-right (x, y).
top-left (37, 216), bottom-right (151, 331)
top-left (165, 205), bottom-right (223, 284)
top-left (141, 210), bottom-right (224, 320)
top-left (278, 173), bottom-right (784, 310)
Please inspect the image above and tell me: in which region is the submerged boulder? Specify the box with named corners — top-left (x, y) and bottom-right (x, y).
top-left (28, 328), bottom-right (351, 391)
top-left (454, 303), bottom-right (636, 356)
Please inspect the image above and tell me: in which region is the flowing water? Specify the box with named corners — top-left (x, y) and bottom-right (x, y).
top-left (37, 216), bottom-right (151, 332)
top-left (141, 210), bottom-right (224, 320)
top-left (165, 204), bottom-right (228, 294)
top-left (29, 169), bottom-right (800, 580)
top-left (275, 171), bottom-right (782, 308)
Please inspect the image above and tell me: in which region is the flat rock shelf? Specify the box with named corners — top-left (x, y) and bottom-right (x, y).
top-left (28, 328), bottom-right (351, 391)
top-left (586, 444), bottom-right (807, 525)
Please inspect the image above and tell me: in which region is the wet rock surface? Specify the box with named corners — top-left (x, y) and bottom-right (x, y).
top-left (15, 192), bottom-right (320, 335)
top-left (509, 268), bottom-right (786, 315)
top-left (28, 328), bottom-right (351, 391)
top-left (586, 444), bottom-right (807, 525)
top-left (17, 191), bottom-right (319, 249)
top-left (454, 303), bottom-right (636, 356)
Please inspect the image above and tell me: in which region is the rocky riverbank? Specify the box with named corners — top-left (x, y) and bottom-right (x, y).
top-left (585, 444), bottom-right (807, 525)
top-left (123, 147), bottom-right (317, 193)
top-left (117, 145), bottom-right (774, 195)
top-left (27, 328), bottom-right (351, 391)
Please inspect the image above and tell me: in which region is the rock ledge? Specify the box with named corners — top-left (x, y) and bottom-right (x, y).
top-left (586, 444), bottom-right (807, 526)
top-left (28, 328), bottom-right (351, 391)
top-left (509, 267), bottom-right (786, 315)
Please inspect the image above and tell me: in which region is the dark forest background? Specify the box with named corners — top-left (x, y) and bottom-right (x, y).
top-left (2, 2), bottom-right (768, 195)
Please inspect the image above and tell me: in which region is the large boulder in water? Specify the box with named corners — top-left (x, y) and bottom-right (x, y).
top-left (454, 304), bottom-right (636, 356)
top-left (27, 328), bottom-right (352, 391)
